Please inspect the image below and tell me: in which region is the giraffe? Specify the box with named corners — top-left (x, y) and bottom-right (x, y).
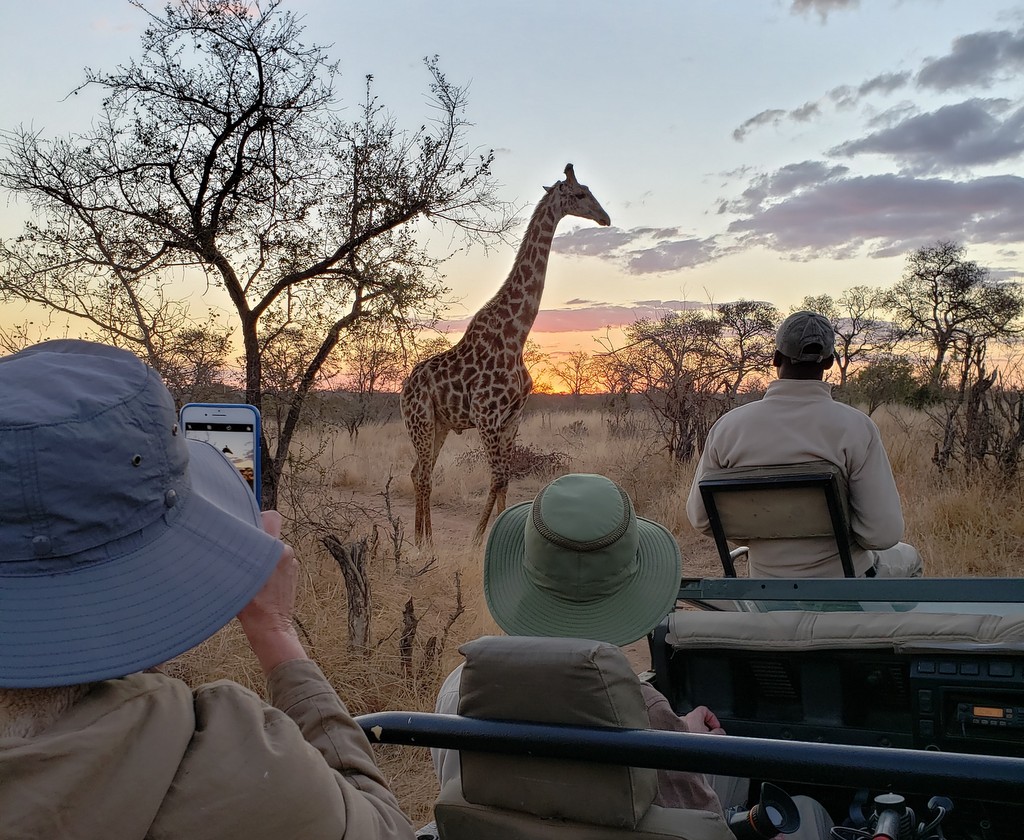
top-left (401, 163), bottom-right (611, 545)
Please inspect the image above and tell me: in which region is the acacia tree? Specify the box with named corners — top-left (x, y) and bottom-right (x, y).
top-left (847, 356), bottom-right (918, 416)
top-left (886, 241), bottom-right (1023, 392)
top-left (0, 0), bottom-right (512, 507)
top-left (886, 241), bottom-right (1024, 470)
top-left (155, 318), bottom-right (234, 405)
top-left (799, 288), bottom-right (893, 388)
top-left (714, 300), bottom-right (779, 403)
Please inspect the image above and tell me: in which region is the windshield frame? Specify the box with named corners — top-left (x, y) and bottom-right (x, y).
top-left (678, 576), bottom-right (1024, 614)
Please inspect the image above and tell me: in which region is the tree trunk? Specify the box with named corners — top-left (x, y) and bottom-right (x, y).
top-left (322, 534), bottom-right (372, 652)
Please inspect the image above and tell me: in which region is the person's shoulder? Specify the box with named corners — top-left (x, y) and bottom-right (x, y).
top-left (710, 397), bottom-right (764, 427)
top-left (192, 678), bottom-right (267, 717)
top-left (827, 398), bottom-right (883, 431)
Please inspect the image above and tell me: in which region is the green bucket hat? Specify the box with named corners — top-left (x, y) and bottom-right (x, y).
top-left (483, 474), bottom-right (682, 647)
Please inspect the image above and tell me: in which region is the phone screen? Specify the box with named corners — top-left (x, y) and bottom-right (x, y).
top-left (183, 421), bottom-right (257, 495)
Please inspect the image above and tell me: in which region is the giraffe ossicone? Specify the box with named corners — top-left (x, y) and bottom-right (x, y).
top-left (401, 163), bottom-right (611, 546)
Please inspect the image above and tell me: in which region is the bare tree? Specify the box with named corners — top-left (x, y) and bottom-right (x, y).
top-left (798, 288), bottom-right (893, 388)
top-left (715, 300), bottom-right (779, 403)
top-left (591, 346), bottom-right (638, 434)
top-left (409, 333), bottom-right (453, 369)
top-left (0, 319), bottom-right (69, 355)
top-left (549, 349), bottom-right (596, 398)
top-left (333, 317), bottom-right (409, 441)
top-left (523, 339), bottom-right (551, 393)
top-left (612, 311), bottom-right (725, 461)
top-left (155, 318), bottom-right (234, 405)
top-left (0, 0), bottom-right (512, 507)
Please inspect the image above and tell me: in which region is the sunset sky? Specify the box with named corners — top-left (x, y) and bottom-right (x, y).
top-left (2, 0), bottom-right (1024, 362)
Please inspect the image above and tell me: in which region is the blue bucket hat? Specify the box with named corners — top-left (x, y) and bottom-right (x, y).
top-left (0, 340), bottom-right (283, 688)
top-left (483, 474), bottom-right (682, 647)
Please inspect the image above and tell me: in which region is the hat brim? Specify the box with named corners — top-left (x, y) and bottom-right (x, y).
top-left (483, 502), bottom-right (682, 647)
top-left (0, 440), bottom-right (282, 688)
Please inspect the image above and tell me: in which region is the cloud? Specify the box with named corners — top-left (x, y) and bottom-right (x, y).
top-left (733, 109), bottom-right (787, 142)
top-left (727, 171), bottom-right (1024, 258)
top-left (830, 99), bottom-right (1024, 173)
top-left (736, 26), bottom-right (1024, 139)
top-left (554, 225), bottom-right (721, 273)
top-left (733, 101), bottom-right (821, 141)
top-left (790, 0), bottom-right (859, 22)
top-left (790, 102), bottom-right (821, 122)
top-left (830, 72), bottom-right (912, 109)
top-left (918, 29), bottom-right (1024, 91)
top-left (625, 238), bottom-right (718, 274)
top-left (552, 226), bottom-right (636, 257)
top-left (724, 160), bottom-right (850, 215)
top-left (437, 300), bottom-right (709, 334)
top-left (721, 23), bottom-right (1024, 263)
top-left (865, 102), bottom-right (921, 130)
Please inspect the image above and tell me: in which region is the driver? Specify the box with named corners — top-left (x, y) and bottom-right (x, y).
top-left (686, 310), bottom-right (923, 579)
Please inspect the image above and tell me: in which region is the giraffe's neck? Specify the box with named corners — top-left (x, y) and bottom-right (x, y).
top-left (482, 193), bottom-right (562, 350)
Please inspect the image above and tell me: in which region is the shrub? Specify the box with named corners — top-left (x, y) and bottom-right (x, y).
top-left (455, 442), bottom-right (571, 480)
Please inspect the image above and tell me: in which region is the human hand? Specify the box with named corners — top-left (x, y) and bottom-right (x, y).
top-left (237, 511), bottom-right (308, 674)
top-left (682, 705), bottom-right (725, 735)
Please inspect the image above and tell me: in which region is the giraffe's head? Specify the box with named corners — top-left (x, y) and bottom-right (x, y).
top-left (544, 163), bottom-right (611, 227)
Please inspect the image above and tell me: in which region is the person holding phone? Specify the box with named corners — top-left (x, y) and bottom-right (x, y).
top-left (0, 340), bottom-right (415, 840)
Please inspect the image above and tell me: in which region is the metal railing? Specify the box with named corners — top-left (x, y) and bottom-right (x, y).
top-left (356, 711), bottom-right (1024, 804)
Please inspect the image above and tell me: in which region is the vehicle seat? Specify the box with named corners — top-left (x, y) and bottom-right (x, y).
top-left (697, 460), bottom-right (856, 577)
top-left (432, 635), bottom-right (733, 840)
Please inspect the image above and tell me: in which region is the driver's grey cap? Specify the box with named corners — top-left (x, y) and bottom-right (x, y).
top-left (776, 311), bottom-right (835, 364)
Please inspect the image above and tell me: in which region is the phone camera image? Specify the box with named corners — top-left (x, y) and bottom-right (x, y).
top-left (183, 421), bottom-right (257, 492)
top-left (179, 403), bottom-right (262, 507)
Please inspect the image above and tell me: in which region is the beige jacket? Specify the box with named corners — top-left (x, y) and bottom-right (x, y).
top-left (0, 659), bottom-right (414, 840)
top-left (686, 379), bottom-right (904, 577)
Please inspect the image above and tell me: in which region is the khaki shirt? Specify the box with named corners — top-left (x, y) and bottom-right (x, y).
top-left (686, 379), bottom-right (904, 577)
top-left (0, 659), bottom-right (414, 840)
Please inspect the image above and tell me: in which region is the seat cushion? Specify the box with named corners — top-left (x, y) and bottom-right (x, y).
top-left (435, 777), bottom-right (734, 840)
top-left (667, 610), bottom-right (1024, 653)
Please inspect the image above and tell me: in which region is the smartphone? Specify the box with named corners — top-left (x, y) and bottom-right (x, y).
top-left (179, 403), bottom-right (262, 507)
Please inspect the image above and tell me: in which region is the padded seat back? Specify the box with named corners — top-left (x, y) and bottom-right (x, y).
top-left (433, 635), bottom-right (733, 840)
top-left (698, 460), bottom-right (855, 577)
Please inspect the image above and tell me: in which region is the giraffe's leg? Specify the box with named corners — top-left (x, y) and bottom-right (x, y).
top-left (411, 422), bottom-right (449, 546)
top-left (473, 424), bottom-right (513, 544)
top-left (491, 422), bottom-right (520, 521)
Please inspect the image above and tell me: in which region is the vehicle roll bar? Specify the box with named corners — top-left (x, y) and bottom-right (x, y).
top-left (356, 711), bottom-right (1024, 804)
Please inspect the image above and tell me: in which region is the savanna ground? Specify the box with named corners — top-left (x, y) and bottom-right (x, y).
top-left (173, 399), bottom-right (1024, 824)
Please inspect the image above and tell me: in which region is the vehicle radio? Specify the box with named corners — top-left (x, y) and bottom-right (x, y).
top-left (955, 701), bottom-right (1024, 730)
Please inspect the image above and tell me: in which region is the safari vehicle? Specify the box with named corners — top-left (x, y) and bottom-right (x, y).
top-left (357, 575), bottom-right (1024, 840)
top-left (355, 464), bottom-right (1024, 838)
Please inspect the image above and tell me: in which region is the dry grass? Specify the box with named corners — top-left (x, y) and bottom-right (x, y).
top-left (173, 401), bottom-right (1024, 824)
